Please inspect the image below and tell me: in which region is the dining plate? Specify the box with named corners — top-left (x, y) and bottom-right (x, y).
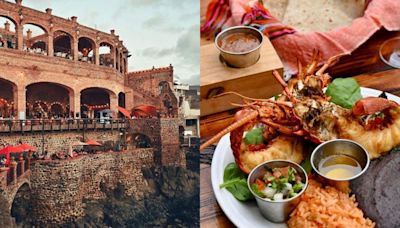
top-left (211, 87), bottom-right (400, 227)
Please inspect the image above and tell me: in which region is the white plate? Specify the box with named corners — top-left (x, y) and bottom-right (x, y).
top-left (211, 87), bottom-right (400, 227)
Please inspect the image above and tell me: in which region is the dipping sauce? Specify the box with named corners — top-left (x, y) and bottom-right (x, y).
top-left (218, 32), bottom-right (261, 53)
top-left (318, 154), bottom-right (362, 179)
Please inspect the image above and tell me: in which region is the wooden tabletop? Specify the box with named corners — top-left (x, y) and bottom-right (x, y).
top-left (200, 0), bottom-right (400, 225)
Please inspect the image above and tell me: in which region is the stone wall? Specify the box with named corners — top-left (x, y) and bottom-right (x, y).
top-left (160, 119), bottom-right (185, 167)
top-left (29, 149), bottom-right (154, 225)
top-left (0, 130), bottom-right (120, 157)
top-left (128, 118), bottom-right (185, 167)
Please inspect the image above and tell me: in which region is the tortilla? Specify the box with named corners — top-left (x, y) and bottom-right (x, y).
top-left (351, 151), bottom-right (400, 228)
top-left (265, 0), bottom-right (366, 32)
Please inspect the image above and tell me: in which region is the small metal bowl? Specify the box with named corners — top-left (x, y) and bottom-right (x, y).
top-left (215, 26), bottom-right (263, 68)
top-left (247, 160), bottom-right (308, 223)
top-left (311, 139), bottom-right (369, 186)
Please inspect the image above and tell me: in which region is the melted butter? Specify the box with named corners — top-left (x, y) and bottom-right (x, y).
top-left (318, 155), bottom-right (362, 179)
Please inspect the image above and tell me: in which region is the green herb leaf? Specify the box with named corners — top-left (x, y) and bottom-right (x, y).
top-left (244, 128), bottom-right (264, 145)
top-left (223, 162), bottom-right (245, 182)
top-left (325, 78), bottom-right (362, 109)
top-left (220, 163), bottom-right (253, 201)
top-left (220, 178), bottom-right (254, 201)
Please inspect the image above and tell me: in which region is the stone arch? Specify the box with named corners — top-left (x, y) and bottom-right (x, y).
top-left (0, 15), bottom-right (18, 49)
top-left (80, 87), bottom-right (116, 118)
top-left (21, 21), bottom-right (49, 34)
top-left (21, 22), bottom-right (48, 55)
top-left (130, 133), bottom-right (152, 148)
top-left (78, 36), bottom-right (95, 63)
top-left (10, 182), bottom-right (31, 224)
top-left (53, 30), bottom-right (74, 59)
top-left (99, 41), bottom-right (114, 67)
top-left (0, 77), bottom-right (18, 118)
top-left (158, 81), bottom-right (170, 94)
top-left (25, 82), bottom-right (74, 118)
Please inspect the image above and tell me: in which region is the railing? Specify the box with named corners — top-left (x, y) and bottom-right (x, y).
top-left (0, 118), bottom-right (128, 134)
top-left (6, 158), bottom-right (30, 186)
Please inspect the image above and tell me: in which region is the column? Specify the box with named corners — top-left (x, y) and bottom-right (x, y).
top-left (17, 87), bottom-right (26, 120)
top-left (95, 43), bottom-right (100, 65)
top-left (47, 33), bottom-right (53, 57)
top-left (115, 48), bottom-right (119, 71)
top-left (109, 94), bottom-right (118, 118)
top-left (71, 92), bottom-right (80, 118)
top-left (111, 47), bottom-right (116, 68)
top-left (73, 37), bottom-right (78, 60)
top-left (16, 25), bottom-right (23, 51)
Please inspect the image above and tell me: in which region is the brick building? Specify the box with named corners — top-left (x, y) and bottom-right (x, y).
top-left (0, 0), bottom-right (178, 120)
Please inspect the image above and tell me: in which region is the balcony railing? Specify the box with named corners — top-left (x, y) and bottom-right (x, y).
top-left (0, 118), bottom-right (128, 134)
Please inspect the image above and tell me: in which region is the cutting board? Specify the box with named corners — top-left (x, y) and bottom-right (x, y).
top-left (200, 37), bottom-right (284, 116)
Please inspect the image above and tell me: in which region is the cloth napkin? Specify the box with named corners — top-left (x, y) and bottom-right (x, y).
top-left (201, 0), bottom-right (400, 74)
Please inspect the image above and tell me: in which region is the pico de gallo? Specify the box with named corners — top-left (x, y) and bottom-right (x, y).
top-left (251, 166), bottom-right (305, 201)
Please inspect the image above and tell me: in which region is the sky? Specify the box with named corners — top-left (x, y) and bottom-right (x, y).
top-left (17, 0), bottom-right (200, 85)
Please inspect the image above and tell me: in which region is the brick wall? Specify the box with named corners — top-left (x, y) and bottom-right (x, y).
top-left (29, 149), bottom-right (154, 225)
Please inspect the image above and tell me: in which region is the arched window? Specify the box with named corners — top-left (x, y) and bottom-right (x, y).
top-left (26, 82), bottom-right (72, 118)
top-left (22, 23), bottom-right (47, 55)
top-left (78, 37), bottom-right (95, 64)
top-left (53, 30), bottom-right (73, 59)
top-left (99, 42), bottom-right (114, 68)
top-left (0, 16), bottom-right (17, 49)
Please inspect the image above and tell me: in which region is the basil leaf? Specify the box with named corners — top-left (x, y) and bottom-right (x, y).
top-left (244, 128), bottom-right (264, 145)
top-left (220, 163), bottom-right (254, 201)
top-left (223, 162), bottom-right (245, 182)
top-left (325, 78), bottom-right (362, 109)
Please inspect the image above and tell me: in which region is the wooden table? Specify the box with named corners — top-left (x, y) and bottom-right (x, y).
top-left (200, 1), bottom-right (400, 224)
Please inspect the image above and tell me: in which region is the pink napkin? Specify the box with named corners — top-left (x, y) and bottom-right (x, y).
top-left (204, 0), bottom-right (400, 73)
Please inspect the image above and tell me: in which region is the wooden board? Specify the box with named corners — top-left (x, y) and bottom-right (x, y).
top-left (200, 38), bottom-right (284, 116)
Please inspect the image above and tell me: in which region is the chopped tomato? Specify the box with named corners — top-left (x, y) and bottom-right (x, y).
top-left (248, 144), bottom-right (267, 151)
top-left (255, 178), bottom-right (265, 191)
top-left (280, 167), bottom-right (289, 177)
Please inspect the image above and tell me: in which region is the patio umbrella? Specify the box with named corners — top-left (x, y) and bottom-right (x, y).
top-left (15, 144), bottom-right (36, 152)
top-left (117, 106), bottom-right (131, 118)
top-left (86, 140), bottom-right (102, 146)
top-left (0, 145), bottom-right (20, 165)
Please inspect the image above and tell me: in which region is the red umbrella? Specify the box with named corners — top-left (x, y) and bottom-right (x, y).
top-left (15, 144), bottom-right (36, 152)
top-left (0, 145), bottom-right (20, 165)
top-left (86, 140), bottom-right (102, 146)
top-left (117, 106), bottom-right (131, 118)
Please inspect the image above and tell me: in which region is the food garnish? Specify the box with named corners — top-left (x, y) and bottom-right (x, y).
top-left (325, 78), bottom-right (362, 109)
top-left (220, 163), bottom-right (253, 201)
top-left (251, 166), bottom-right (304, 201)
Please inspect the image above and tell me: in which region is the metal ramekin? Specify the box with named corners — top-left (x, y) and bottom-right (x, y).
top-left (247, 160), bottom-right (308, 223)
top-left (310, 139), bottom-right (370, 186)
top-left (215, 26), bottom-right (263, 68)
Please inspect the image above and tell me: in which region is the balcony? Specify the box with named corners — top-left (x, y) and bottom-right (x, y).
top-left (0, 118), bottom-right (128, 134)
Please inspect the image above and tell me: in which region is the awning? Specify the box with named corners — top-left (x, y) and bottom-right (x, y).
top-left (86, 140), bottom-right (102, 146)
top-left (72, 141), bottom-right (89, 146)
top-left (132, 105), bottom-right (157, 117)
top-left (117, 106), bottom-right (131, 118)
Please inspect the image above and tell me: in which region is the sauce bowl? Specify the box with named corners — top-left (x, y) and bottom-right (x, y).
top-left (247, 160), bottom-right (308, 223)
top-left (215, 26), bottom-right (263, 68)
top-left (310, 139), bottom-right (369, 188)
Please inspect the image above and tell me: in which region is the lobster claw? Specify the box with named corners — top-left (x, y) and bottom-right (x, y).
top-left (352, 97), bottom-right (399, 116)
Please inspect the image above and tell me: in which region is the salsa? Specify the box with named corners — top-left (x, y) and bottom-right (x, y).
top-left (218, 32), bottom-right (260, 53)
top-left (251, 166), bottom-right (305, 201)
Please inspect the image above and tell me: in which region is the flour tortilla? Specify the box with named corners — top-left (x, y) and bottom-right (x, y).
top-left (264, 0), bottom-right (366, 32)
